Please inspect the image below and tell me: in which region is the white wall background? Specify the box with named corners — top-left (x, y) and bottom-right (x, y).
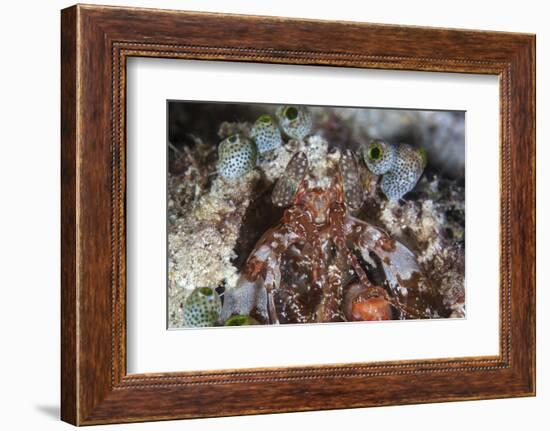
top-left (0, 0), bottom-right (546, 429)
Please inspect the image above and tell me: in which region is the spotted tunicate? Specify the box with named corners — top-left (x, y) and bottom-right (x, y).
top-left (275, 105), bottom-right (312, 141)
top-left (250, 114), bottom-right (282, 153)
top-left (380, 144), bottom-right (427, 201)
top-left (217, 134), bottom-right (257, 179)
top-left (224, 315), bottom-right (260, 326)
top-left (361, 139), bottom-right (396, 175)
top-left (182, 287), bottom-right (222, 327)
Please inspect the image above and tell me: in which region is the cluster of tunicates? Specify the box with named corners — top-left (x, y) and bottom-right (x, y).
top-left (217, 105), bottom-right (312, 179)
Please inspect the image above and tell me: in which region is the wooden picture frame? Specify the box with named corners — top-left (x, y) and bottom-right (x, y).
top-left (61, 4), bottom-right (535, 425)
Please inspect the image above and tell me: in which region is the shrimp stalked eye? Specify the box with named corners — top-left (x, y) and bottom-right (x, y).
top-left (361, 139), bottom-right (396, 175)
top-left (250, 114), bottom-right (283, 153)
top-left (217, 134), bottom-right (257, 180)
top-left (271, 151), bottom-right (308, 208)
top-left (339, 149), bottom-right (364, 211)
top-left (380, 144), bottom-right (427, 201)
top-left (275, 105), bottom-right (312, 141)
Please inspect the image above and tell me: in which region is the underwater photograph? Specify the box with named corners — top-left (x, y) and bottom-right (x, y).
top-left (167, 101), bottom-right (465, 328)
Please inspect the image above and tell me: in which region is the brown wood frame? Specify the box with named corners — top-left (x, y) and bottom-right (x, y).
top-left (61, 4), bottom-right (536, 426)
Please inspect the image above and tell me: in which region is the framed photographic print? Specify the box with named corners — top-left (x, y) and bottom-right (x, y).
top-left (61, 4), bottom-right (535, 425)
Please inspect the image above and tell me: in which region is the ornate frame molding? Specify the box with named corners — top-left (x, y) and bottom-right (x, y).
top-left (61, 5), bottom-right (535, 425)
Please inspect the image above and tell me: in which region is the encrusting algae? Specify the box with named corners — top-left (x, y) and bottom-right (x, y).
top-left (168, 104), bottom-right (466, 328)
